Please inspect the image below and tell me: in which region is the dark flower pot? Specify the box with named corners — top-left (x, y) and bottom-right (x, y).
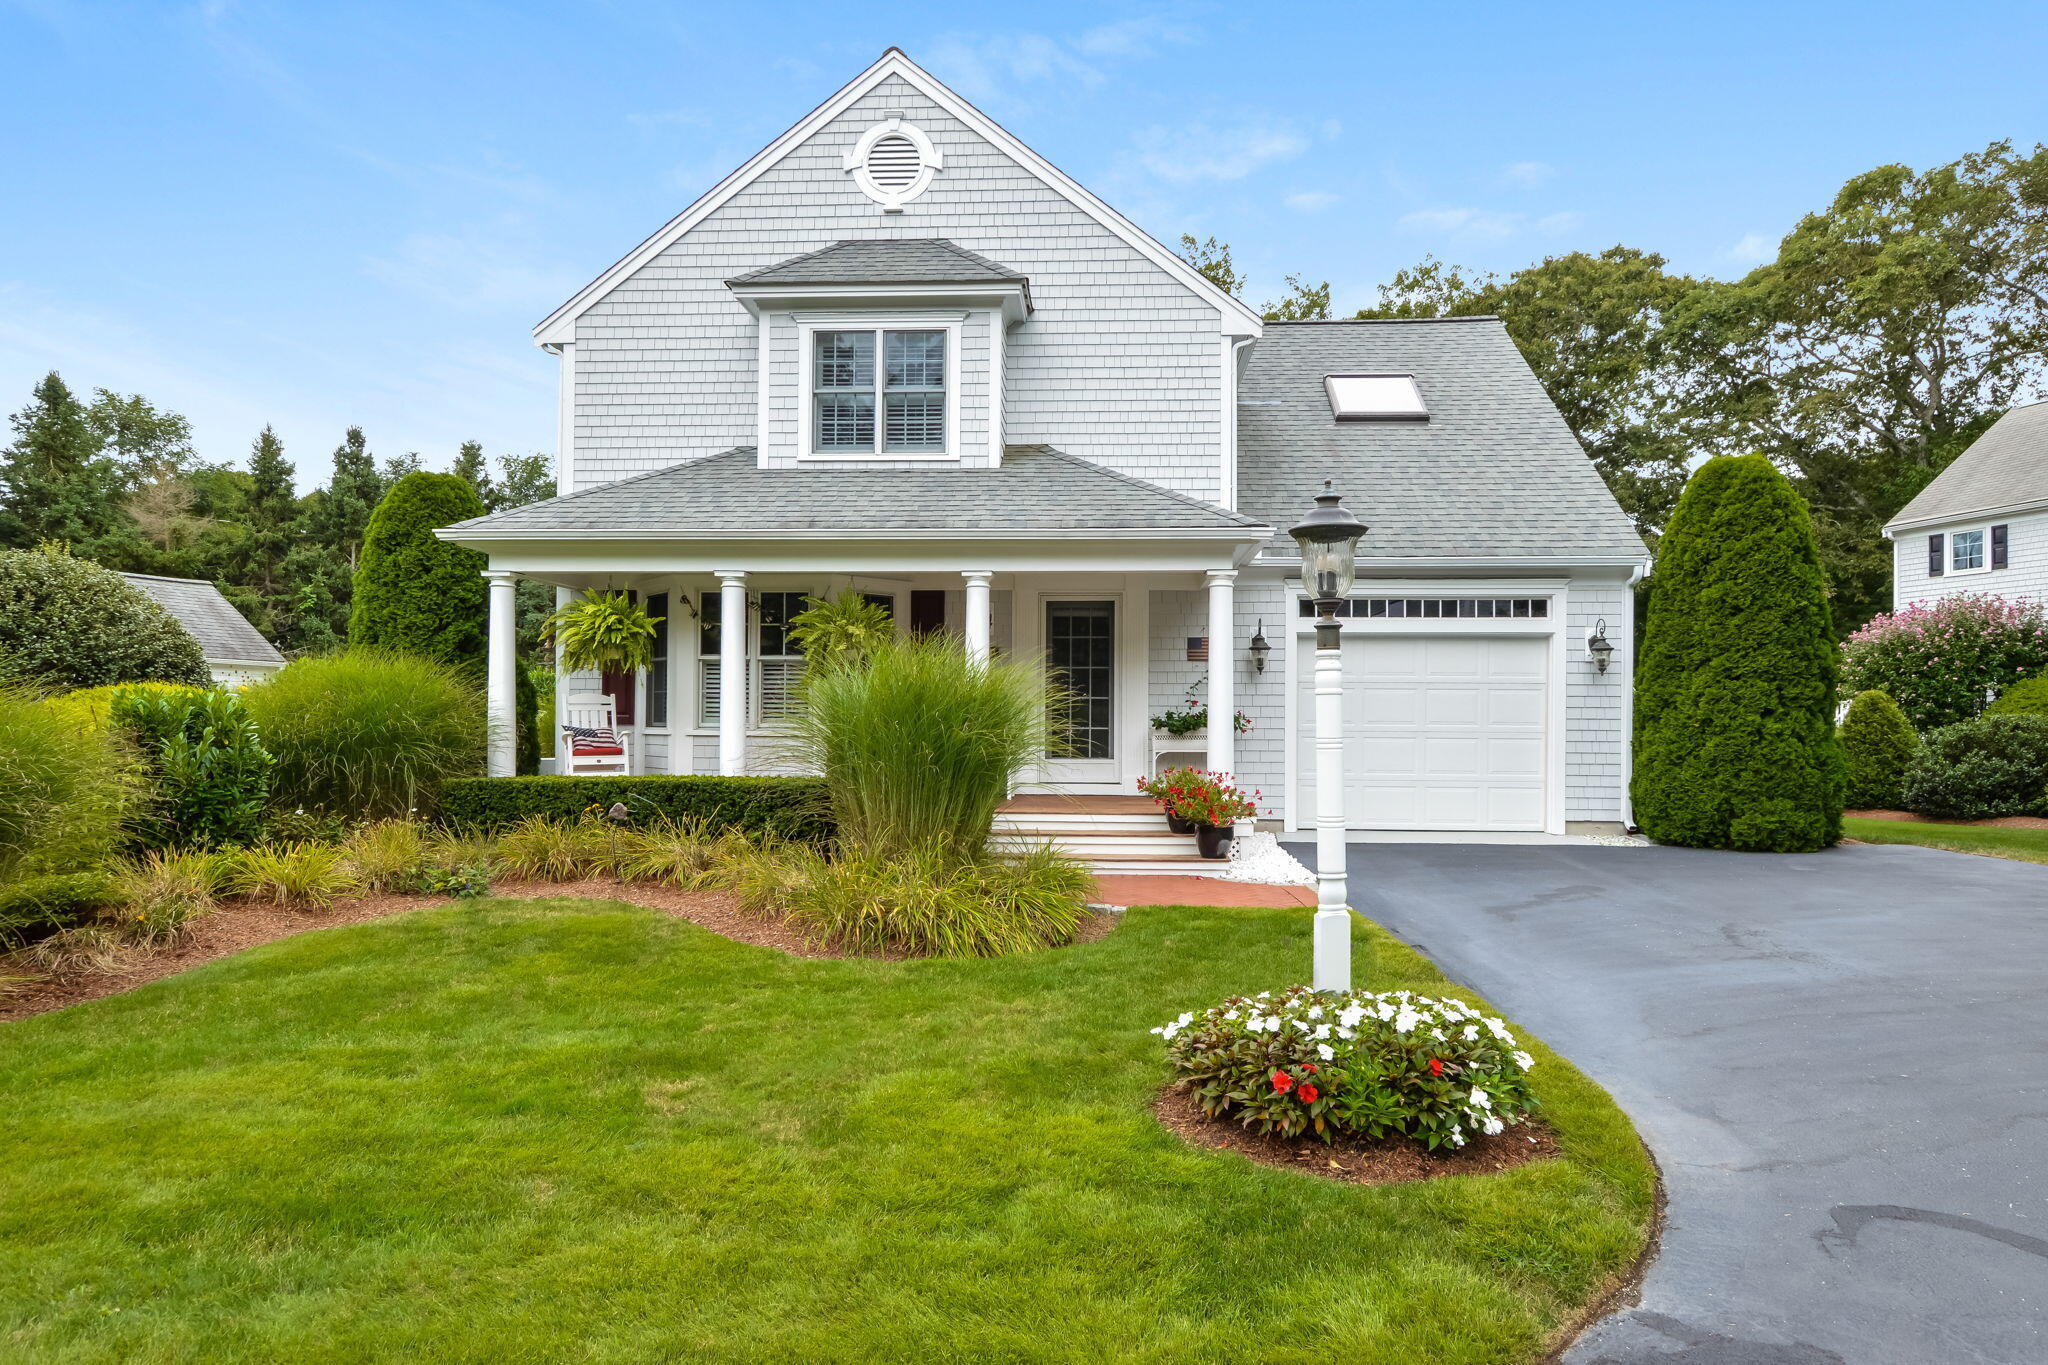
top-left (1166, 810), bottom-right (1197, 835)
top-left (1195, 822), bottom-right (1234, 859)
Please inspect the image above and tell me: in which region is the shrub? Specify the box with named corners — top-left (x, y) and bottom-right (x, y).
top-left (0, 871), bottom-right (123, 949)
top-left (1898, 714), bottom-right (2048, 820)
top-left (0, 546), bottom-right (210, 689)
top-left (1153, 985), bottom-right (1538, 1150)
top-left (42, 681), bottom-right (204, 734)
top-left (494, 815), bottom-right (603, 881)
top-left (778, 634), bottom-right (1054, 858)
top-left (618, 817), bottom-right (755, 888)
top-left (1840, 594), bottom-right (2048, 730)
top-left (110, 687), bottom-right (273, 849)
top-left (241, 650), bottom-right (486, 817)
top-left (0, 683), bottom-right (138, 876)
top-left (439, 775), bottom-right (830, 843)
top-left (755, 841), bottom-right (1092, 958)
top-left (1632, 455), bottom-right (1845, 852)
top-left (1839, 691), bottom-right (1919, 809)
top-left (223, 842), bottom-right (358, 908)
top-left (347, 471), bottom-right (489, 665)
top-left (109, 850), bottom-right (220, 945)
top-left (1987, 674), bottom-right (2048, 720)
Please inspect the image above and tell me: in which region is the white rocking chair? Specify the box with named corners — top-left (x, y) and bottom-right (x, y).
top-left (560, 691), bottom-right (634, 776)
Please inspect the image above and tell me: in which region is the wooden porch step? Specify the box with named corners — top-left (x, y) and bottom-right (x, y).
top-left (1000, 794), bottom-right (1156, 815)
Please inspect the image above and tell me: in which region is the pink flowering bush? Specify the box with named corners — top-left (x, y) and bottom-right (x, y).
top-left (1839, 594), bottom-right (2048, 730)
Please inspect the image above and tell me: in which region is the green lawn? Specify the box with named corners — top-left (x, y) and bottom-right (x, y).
top-left (1843, 815), bottom-right (2048, 865)
top-left (0, 899), bottom-right (1653, 1364)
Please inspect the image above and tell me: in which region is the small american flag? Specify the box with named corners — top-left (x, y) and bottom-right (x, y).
top-left (1186, 636), bottom-right (1208, 662)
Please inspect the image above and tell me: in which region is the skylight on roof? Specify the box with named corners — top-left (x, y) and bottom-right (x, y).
top-left (1324, 374), bottom-right (1428, 422)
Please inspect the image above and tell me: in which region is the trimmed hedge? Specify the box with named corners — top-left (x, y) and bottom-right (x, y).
top-left (0, 871), bottom-right (121, 949)
top-left (438, 776), bottom-right (833, 844)
top-left (0, 547), bottom-right (210, 690)
top-left (1632, 454), bottom-right (1845, 852)
top-left (1840, 690), bottom-right (1918, 810)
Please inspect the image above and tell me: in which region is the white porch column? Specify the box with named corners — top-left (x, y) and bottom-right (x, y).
top-left (1311, 615), bottom-right (1351, 991)
top-left (485, 570), bottom-right (518, 778)
top-left (1205, 569), bottom-right (1236, 778)
top-left (717, 570), bottom-right (748, 775)
top-left (962, 570), bottom-right (993, 663)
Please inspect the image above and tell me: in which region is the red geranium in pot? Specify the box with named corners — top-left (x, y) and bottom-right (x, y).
top-left (1152, 771), bottom-right (1260, 858)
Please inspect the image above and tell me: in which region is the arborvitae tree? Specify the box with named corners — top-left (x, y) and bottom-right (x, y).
top-left (349, 471), bottom-right (488, 663)
top-left (1632, 454), bottom-right (1846, 851)
top-left (451, 440), bottom-right (492, 506)
top-left (1839, 690), bottom-right (1919, 809)
top-left (0, 372), bottom-right (132, 552)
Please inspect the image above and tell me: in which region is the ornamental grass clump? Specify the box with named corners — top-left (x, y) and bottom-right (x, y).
top-left (240, 649), bottom-right (485, 818)
top-left (224, 843), bottom-right (358, 909)
top-left (1153, 984), bottom-right (1538, 1151)
top-left (0, 683), bottom-right (138, 878)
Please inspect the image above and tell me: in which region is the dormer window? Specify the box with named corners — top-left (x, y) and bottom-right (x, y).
top-left (1325, 373), bottom-right (1428, 422)
top-left (810, 324), bottom-right (953, 456)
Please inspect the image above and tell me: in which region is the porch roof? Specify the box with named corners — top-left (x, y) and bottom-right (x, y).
top-left (439, 446), bottom-right (1268, 540)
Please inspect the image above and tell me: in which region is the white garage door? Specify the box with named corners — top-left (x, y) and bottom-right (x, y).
top-left (1296, 634), bottom-right (1548, 832)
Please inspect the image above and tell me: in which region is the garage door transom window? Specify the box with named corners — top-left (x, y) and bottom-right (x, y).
top-left (1297, 597), bottom-right (1549, 620)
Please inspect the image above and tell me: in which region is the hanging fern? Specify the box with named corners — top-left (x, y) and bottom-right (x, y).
top-left (542, 591), bottom-right (657, 673)
top-left (790, 592), bottom-right (896, 669)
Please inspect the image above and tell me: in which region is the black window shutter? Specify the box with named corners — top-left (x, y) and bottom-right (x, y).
top-left (1991, 524), bottom-right (2008, 569)
top-left (1928, 533), bottom-right (1944, 577)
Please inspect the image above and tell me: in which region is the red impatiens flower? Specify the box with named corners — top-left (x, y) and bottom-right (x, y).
top-left (1298, 1083), bottom-right (1319, 1104)
top-left (1270, 1070), bottom-right (1293, 1094)
top-left (1428, 1058), bottom-right (1444, 1077)
top-left (1302, 1063), bottom-right (1318, 1074)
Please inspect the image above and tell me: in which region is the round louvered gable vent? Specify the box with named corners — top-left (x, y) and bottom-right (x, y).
top-left (864, 135), bottom-right (921, 189)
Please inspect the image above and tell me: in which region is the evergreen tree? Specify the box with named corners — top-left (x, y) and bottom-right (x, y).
top-left (1839, 690), bottom-right (1919, 809)
top-left (235, 426), bottom-right (298, 634)
top-left (348, 471), bottom-right (488, 665)
top-left (451, 440), bottom-right (492, 506)
top-left (1632, 455), bottom-right (1846, 851)
top-left (0, 372), bottom-right (132, 552)
top-left (282, 427), bottom-right (383, 650)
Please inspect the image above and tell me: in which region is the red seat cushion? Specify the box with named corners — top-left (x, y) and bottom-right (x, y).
top-left (570, 745), bottom-right (625, 756)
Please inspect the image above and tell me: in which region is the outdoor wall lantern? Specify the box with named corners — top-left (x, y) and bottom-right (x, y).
top-left (1248, 622), bottom-right (1271, 674)
top-left (1587, 620), bottom-right (1616, 674)
top-left (1288, 482), bottom-right (1368, 993)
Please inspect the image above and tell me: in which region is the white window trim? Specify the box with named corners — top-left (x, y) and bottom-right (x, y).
top-left (1947, 525), bottom-right (1993, 576)
top-left (686, 580), bottom-right (828, 736)
top-left (842, 116), bottom-right (943, 213)
top-left (640, 584), bottom-right (677, 735)
top-left (796, 316), bottom-right (962, 462)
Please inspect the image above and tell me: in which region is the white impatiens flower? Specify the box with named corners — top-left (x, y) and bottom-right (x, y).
top-left (1470, 1088), bottom-right (1492, 1110)
top-left (1306, 1005), bottom-right (1324, 1020)
top-left (1338, 1004), bottom-right (1366, 1029)
top-left (1482, 1115), bottom-right (1505, 1136)
top-left (1312, 1023), bottom-right (1331, 1040)
top-left (1512, 1051), bottom-right (1535, 1072)
top-left (1393, 1009), bottom-right (1422, 1035)
top-left (1462, 1024), bottom-right (1479, 1041)
top-left (1316, 1043), bottom-right (1335, 1062)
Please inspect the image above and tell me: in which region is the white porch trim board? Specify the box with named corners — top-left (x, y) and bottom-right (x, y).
top-left (962, 570), bottom-right (993, 663)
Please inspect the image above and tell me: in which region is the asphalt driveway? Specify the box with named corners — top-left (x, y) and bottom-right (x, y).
top-left (1283, 839), bottom-right (2047, 1364)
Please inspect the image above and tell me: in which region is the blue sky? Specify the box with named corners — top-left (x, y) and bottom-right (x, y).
top-left (3, 1), bottom-right (2044, 488)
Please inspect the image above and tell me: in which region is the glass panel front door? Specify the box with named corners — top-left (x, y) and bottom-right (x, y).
top-left (1046, 601), bottom-right (1115, 761)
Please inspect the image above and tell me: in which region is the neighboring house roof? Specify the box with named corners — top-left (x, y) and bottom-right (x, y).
top-left (1887, 401), bottom-right (2048, 532)
top-left (728, 238), bottom-right (1026, 288)
top-left (119, 573), bottom-right (284, 667)
top-left (532, 48), bottom-right (1263, 343)
top-left (1235, 318), bottom-right (1647, 563)
top-left (440, 446), bottom-right (1268, 538)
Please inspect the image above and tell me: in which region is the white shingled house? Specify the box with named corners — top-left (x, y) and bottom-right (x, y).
top-left (1884, 401), bottom-right (2048, 610)
top-left (439, 49), bottom-right (1647, 852)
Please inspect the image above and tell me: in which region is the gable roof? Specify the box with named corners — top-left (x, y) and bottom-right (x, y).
top-left (728, 238), bottom-right (1026, 287)
top-left (439, 446), bottom-right (1267, 539)
top-left (1236, 319), bottom-right (1646, 563)
top-left (533, 48), bottom-right (1262, 343)
top-left (1887, 401), bottom-right (2048, 531)
top-left (119, 573), bottom-right (284, 667)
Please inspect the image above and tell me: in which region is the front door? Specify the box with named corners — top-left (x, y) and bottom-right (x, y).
top-left (1043, 600), bottom-right (1119, 787)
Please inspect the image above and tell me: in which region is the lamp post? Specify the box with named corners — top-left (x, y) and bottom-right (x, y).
top-left (1289, 482), bottom-right (1368, 992)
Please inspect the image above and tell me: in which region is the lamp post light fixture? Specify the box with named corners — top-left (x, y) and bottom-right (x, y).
top-left (1587, 620), bottom-right (1616, 674)
top-left (1248, 622), bottom-right (1271, 674)
top-left (1289, 482), bottom-right (1368, 993)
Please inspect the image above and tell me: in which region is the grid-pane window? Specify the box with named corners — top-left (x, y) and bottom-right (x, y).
top-left (756, 591), bottom-right (808, 725)
top-left (697, 592), bottom-right (721, 728)
top-left (1952, 529), bottom-right (1986, 571)
top-left (646, 594), bottom-right (670, 728)
top-left (812, 328), bottom-right (945, 454)
top-left (1046, 602), bottom-right (1115, 761)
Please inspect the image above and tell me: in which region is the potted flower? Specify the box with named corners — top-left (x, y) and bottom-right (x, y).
top-left (1137, 766), bottom-right (1206, 834)
top-left (1146, 770), bottom-right (1260, 857)
top-left (1149, 700), bottom-right (1254, 738)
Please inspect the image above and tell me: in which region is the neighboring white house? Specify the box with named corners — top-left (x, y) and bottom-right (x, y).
top-left (1885, 401), bottom-right (2048, 611)
top-left (439, 48), bottom-right (1648, 836)
top-left (120, 572), bottom-right (285, 687)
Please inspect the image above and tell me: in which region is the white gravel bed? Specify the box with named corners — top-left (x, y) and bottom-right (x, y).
top-left (1217, 831), bottom-right (1315, 885)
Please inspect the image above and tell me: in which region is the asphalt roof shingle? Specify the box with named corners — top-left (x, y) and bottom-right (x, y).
top-left (727, 238), bottom-right (1027, 287)
top-left (1888, 401), bottom-right (2048, 529)
top-left (444, 445), bottom-right (1265, 536)
top-left (119, 573), bottom-right (284, 665)
top-left (1235, 319), bottom-right (1646, 562)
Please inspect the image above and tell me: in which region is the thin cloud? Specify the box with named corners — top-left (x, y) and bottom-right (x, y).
top-left (924, 19), bottom-right (1196, 104)
top-left (1499, 160), bottom-right (1557, 188)
top-left (1398, 207), bottom-right (1582, 242)
top-left (1072, 17), bottom-right (1197, 57)
top-left (363, 228), bottom-right (580, 314)
top-left (1285, 190), bottom-right (1341, 212)
top-left (1131, 120), bottom-right (1310, 183)
top-left (1727, 232), bottom-right (1777, 264)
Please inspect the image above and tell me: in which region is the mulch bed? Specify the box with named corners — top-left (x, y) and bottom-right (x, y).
top-left (1846, 809), bottom-right (2048, 829)
top-left (2, 883), bottom-right (1122, 1023)
top-left (1153, 1084), bottom-right (1560, 1186)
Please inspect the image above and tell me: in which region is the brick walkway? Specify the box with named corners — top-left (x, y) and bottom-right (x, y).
top-left (1091, 876), bottom-right (1315, 908)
